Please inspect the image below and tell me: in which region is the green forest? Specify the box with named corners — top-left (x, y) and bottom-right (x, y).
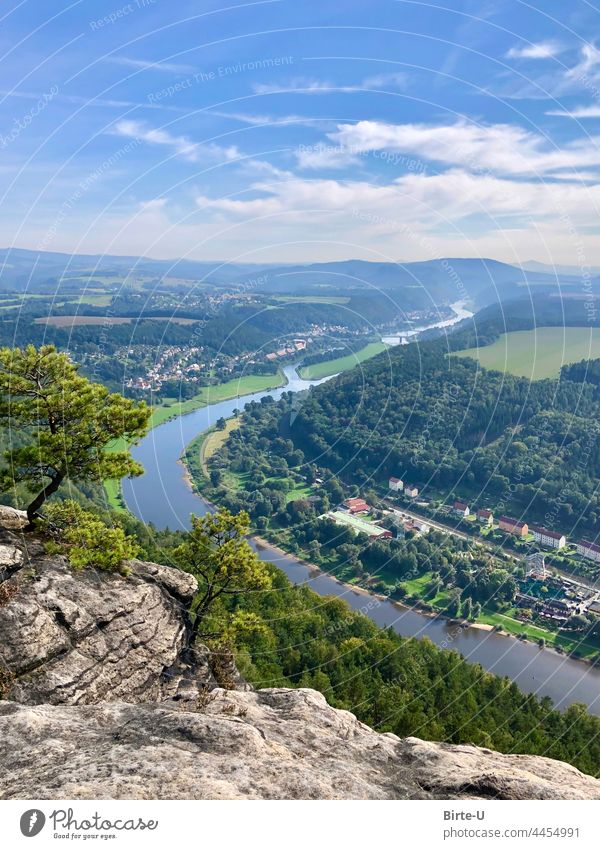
top-left (290, 339), bottom-right (600, 537)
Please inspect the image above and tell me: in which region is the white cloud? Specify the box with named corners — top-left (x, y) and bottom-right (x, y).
top-left (109, 57), bottom-right (196, 74)
top-left (506, 41), bottom-right (564, 60)
top-left (0, 89), bottom-right (172, 111)
top-left (360, 72), bottom-right (409, 90)
top-left (323, 119), bottom-right (600, 177)
top-left (565, 44), bottom-right (600, 83)
top-left (546, 105), bottom-right (600, 118)
top-left (253, 72), bottom-right (408, 95)
top-left (16, 167), bottom-right (600, 265)
top-left (192, 168), bottom-right (600, 229)
top-left (110, 120), bottom-right (240, 163)
top-left (207, 109), bottom-right (326, 128)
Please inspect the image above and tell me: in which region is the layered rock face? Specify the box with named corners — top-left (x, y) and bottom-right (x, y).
top-left (2, 688), bottom-right (600, 800)
top-left (1, 505), bottom-right (599, 800)
top-left (0, 508), bottom-right (208, 705)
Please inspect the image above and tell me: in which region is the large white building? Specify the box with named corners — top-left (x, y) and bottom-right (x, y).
top-left (577, 539), bottom-right (600, 563)
top-left (531, 527), bottom-right (566, 550)
top-left (388, 476), bottom-right (403, 492)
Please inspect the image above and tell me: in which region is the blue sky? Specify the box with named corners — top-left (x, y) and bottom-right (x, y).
top-left (2, 0), bottom-right (600, 265)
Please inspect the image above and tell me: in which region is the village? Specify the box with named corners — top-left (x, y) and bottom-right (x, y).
top-left (319, 475), bottom-right (600, 634)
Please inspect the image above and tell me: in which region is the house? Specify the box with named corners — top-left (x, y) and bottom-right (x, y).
top-left (576, 539), bottom-right (600, 563)
top-left (477, 508), bottom-right (493, 526)
top-left (404, 484), bottom-right (419, 498)
top-left (343, 497), bottom-right (369, 515)
top-left (531, 526), bottom-right (566, 550)
top-left (498, 516), bottom-right (529, 538)
top-left (388, 476), bottom-right (404, 492)
top-left (453, 500), bottom-right (470, 517)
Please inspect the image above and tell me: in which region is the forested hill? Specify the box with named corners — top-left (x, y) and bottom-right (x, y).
top-left (292, 339), bottom-right (600, 534)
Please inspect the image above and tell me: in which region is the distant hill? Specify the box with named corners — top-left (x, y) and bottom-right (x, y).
top-left (0, 248), bottom-right (273, 290)
top-left (231, 257), bottom-right (578, 309)
top-left (0, 249), bottom-right (584, 311)
top-left (521, 259), bottom-right (600, 277)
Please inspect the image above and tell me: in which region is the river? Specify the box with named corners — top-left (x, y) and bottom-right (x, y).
top-left (122, 307), bottom-right (600, 714)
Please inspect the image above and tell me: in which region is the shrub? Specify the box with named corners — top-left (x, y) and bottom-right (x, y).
top-left (38, 501), bottom-right (138, 575)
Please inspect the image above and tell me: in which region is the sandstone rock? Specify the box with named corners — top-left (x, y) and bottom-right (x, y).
top-left (1, 688), bottom-right (598, 800)
top-left (1, 510), bottom-right (599, 802)
top-left (0, 505), bottom-right (27, 530)
top-left (0, 525), bottom-right (204, 705)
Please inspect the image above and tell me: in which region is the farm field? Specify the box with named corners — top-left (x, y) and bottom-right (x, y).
top-left (453, 326), bottom-right (600, 379)
top-left (298, 341), bottom-right (388, 379)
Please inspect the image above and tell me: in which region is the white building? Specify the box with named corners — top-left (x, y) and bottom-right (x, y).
top-left (453, 500), bottom-right (470, 517)
top-left (388, 476), bottom-right (403, 492)
top-left (576, 540), bottom-right (600, 563)
top-left (405, 484), bottom-right (419, 498)
top-left (531, 527), bottom-right (566, 550)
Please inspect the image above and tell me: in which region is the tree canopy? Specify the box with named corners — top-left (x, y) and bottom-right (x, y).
top-left (0, 344), bottom-right (150, 521)
top-left (173, 507), bottom-right (272, 639)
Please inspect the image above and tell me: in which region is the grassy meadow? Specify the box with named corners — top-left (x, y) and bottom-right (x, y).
top-left (453, 326), bottom-right (600, 379)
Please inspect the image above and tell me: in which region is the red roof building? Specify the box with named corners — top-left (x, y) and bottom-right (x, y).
top-left (343, 497), bottom-right (369, 514)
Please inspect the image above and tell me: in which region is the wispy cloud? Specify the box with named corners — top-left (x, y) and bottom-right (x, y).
top-left (208, 109), bottom-right (326, 128)
top-left (506, 41), bottom-right (564, 60)
top-left (192, 169), bottom-right (600, 239)
top-left (0, 89), bottom-right (168, 111)
top-left (253, 72), bottom-right (408, 95)
top-left (361, 72), bottom-right (409, 90)
top-left (324, 119), bottom-right (600, 177)
top-left (109, 57), bottom-right (196, 74)
top-left (546, 105), bottom-right (600, 118)
top-left (496, 44), bottom-right (600, 100)
top-left (110, 119), bottom-right (239, 163)
top-left (565, 44), bottom-right (600, 83)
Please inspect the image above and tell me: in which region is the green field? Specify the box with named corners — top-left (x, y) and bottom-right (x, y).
top-left (200, 417), bottom-right (240, 475)
top-left (453, 326), bottom-right (600, 379)
top-left (298, 341), bottom-right (388, 379)
top-left (149, 371), bottom-right (286, 428)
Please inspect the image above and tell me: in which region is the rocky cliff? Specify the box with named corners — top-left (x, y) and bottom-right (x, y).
top-left (1, 506), bottom-right (599, 800)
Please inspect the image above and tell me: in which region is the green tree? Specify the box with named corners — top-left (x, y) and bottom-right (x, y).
top-left (173, 508), bottom-right (272, 640)
top-left (39, 500), bottom-right (138, 574)
top-left (0, 345), bottom-right (150, 523)
top-left (446, 589), bottom-right (462, 618)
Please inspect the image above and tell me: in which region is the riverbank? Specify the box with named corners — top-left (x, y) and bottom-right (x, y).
top-left (297, 341), bottom-right (387, 380)
top-left (249, 535), bottom-right (600, 668)
top-left (103, 369), bottom-right (287, 511)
